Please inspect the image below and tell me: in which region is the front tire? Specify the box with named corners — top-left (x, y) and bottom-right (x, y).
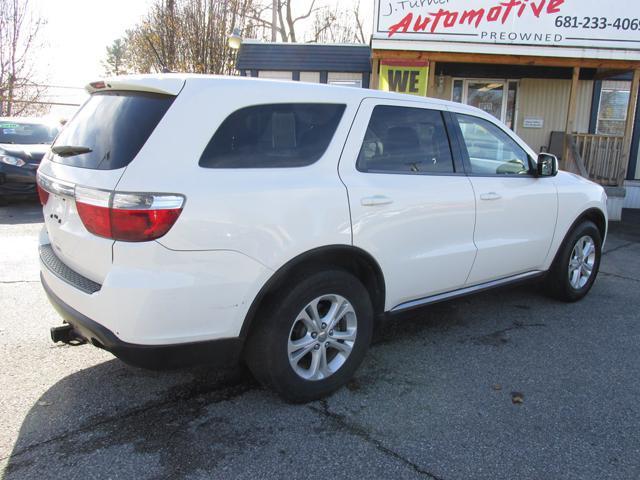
top-left (545, 220), bottom-right (602, 302)
top-left (244, 270), bottom-right (374, 403)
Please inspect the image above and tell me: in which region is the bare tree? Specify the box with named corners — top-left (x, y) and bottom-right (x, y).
top-left (118, 0), bottom-right (264, 75)
top-left (106, 0), bottom-right (370, 77)
top-left (311, 1), bottom-right (367, 44)
top-left (246, 0), bottom-right (323, 43)
top-left (247, 0), bottom-right (367, 44)
top-left (0, 0), bottom-right (47, 116)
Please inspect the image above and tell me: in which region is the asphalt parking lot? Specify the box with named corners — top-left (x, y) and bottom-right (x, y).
top-left (1, 200), bottom-right (639, 480)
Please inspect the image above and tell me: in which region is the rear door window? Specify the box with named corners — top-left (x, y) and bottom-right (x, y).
top-left (356, 105), bottom-right (454, 174)
top-left (199, 103), bottom-right (345, 168)
top-left (51, 91), bottom-right (174, 170)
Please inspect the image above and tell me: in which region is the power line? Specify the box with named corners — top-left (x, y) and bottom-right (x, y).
top-left (2, 99), bottom-right (81, 107)
top-left (23, 82), bottom-right (85, 90)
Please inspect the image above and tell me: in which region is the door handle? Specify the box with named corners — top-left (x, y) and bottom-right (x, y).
top-left (361, 195), bottom-right (394, 207)
top-left (480, 192), bottom-right (502, 201)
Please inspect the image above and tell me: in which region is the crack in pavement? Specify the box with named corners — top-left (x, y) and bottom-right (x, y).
top-left (308, 400), bottom-right (445, 480)
top-left (600, 271), bottom-right (640, 283)
top-left (603, 242), bottom-right (636, 256)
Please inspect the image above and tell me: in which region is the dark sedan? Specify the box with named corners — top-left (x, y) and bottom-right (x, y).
top-left (0, 119), bottom-right (60, 198)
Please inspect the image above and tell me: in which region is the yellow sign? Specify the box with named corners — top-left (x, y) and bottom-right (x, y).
top-left (379, 61), bottom-right (429, 96)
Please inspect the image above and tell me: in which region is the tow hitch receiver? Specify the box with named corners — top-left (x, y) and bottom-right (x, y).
top-left (50, 324), bottom-right (86, 345)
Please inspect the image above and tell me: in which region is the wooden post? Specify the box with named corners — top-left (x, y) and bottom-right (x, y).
top-left (371, 58), bottom-right (380, 90)
top-left (620, 69), bottom-right (640, 184)
top-left (428, 60), bottom-right (436, 98)
top-left (564, 66), bottom-right (580, 168)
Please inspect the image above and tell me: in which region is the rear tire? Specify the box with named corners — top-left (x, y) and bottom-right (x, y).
top-left (244, 269), bottom-right (373, 403)
top-left (545, 220), bottom-right (602, 302)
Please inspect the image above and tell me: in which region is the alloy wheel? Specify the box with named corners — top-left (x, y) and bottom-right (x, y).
top-left (287, 294), bottom-right (357, 381)
top-left (568, 235), bottom-right (597, 290)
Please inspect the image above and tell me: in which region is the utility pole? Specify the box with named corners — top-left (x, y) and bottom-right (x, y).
top-left (271, 0), bottom-right (278, 42)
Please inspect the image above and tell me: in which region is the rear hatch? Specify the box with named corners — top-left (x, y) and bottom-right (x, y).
top-left (38, 77), bottom-right (184, 284)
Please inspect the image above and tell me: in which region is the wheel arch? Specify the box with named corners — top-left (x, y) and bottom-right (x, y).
top-left (550, 207), bottom-right (607, 268)
top-left (239, 245), bottom-right (386, 341)
top-left (572, 207), bottom-right (607, 242)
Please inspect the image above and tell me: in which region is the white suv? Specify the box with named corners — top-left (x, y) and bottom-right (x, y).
top-left (39, 75), bottom-right (607, 402)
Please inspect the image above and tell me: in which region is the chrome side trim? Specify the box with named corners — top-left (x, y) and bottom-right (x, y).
top-left (391, 271), bottom-right (544, 313)
top-left (37, 172), bottom-right (76, 198)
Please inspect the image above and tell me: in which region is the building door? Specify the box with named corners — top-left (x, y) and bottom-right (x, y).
top-left (452, 79), bottom-right (519, 131)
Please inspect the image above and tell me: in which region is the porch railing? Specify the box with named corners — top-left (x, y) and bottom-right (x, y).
top-left (569, 133), bottom-right (625, 186)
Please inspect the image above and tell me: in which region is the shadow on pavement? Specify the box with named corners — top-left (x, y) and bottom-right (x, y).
top-left (0, 198), bottom-right (43, 225)
top-left (3, 359), bottom-right (258, 479)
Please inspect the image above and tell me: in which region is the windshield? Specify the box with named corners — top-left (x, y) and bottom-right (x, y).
top-left (51, 91), bottom-right (175, 170)
top-left (0, 122), bottom-right (60, 145)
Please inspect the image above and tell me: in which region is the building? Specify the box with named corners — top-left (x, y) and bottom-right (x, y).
top-left (236, 41), bottom-right (371, 88)
top-left (371, 0), bottom-right (640, 218)
top-left (234, 1), bottom-right (640, 218)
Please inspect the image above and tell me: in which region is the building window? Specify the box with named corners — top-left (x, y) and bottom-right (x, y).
top-left (329, 80), bottom-right (362, 88)
top-left (597, 83), bottom-right (630, 136)
top-left (450, 79), bottom-right (519, 131)
top-left (328, 73), bottom-right (363, 88)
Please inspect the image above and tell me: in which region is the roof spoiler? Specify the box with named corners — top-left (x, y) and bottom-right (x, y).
top-left (85, 76), bottom-right (185, 96)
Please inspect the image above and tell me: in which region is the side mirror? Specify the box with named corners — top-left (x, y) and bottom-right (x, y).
top-left (536, 153), bottom-right (558, 177)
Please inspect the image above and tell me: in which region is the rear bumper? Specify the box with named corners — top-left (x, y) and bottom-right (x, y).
top-left (42, 274), bottom-right (243, 369)
top-left (39, 226), bottom-right (271, 345)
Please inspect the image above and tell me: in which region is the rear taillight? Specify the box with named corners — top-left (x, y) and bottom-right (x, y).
top-left (36, 183), bottom-right (49, 206)
top-left (75, 187), bottom-right (184, 242)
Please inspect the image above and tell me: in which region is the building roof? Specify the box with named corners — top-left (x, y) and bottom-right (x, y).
top-left (236, 41), bottom-right (371, 73)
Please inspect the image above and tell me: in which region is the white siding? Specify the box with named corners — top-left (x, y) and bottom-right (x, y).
top-left (299, 72), bottom-right (320, 83)
top-left (258, 71), bottom-right (292, 80)
top-left (624, 181), bottom-right (640, 207)
top-left (517, 79), bottom-right (593, 152)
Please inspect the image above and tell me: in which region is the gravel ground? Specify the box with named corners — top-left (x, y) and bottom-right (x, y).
top-left (1, 199), bottom-right (639, 480)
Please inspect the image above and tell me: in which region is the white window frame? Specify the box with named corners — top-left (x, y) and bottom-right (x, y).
top-left (451, 78), bottom-right (520, 132)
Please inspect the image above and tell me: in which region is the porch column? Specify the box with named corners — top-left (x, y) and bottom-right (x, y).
top-left (371, 58), bottom-right (380, 90)
top-left (428, 60), bottom-right (436, 98)
top-left (620, 69), bottom-right (640, 183)
top-left (564, 66), bottom-right (580, 165)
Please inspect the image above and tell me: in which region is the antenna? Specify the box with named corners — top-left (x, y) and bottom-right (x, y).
top-left (144, 34), bottom-right (172, 73)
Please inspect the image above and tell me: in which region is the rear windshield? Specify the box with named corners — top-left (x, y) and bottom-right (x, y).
top-left (51, 91), bottom-right (174, 170)
top-left (0, 122), bottom-right (59, 145)
top-left (199, 103), bottom-right (346, 168)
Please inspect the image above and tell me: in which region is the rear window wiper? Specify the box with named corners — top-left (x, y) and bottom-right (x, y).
top-left (51, 145), bottom-right (93, 157)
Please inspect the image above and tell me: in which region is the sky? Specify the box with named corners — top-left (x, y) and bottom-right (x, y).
top-left (33, 0), bottom-right (155, 117)
top-left (31, 0), bottom-right (374, 118)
